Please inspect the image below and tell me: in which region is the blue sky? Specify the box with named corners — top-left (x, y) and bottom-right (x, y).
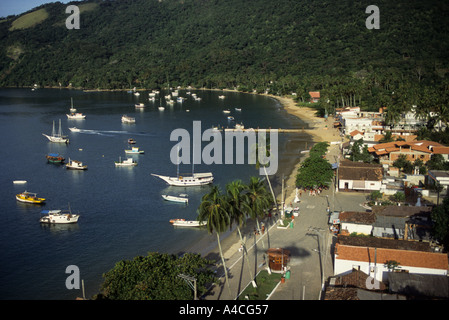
top-left (0, 1), bottom-right (72, 17)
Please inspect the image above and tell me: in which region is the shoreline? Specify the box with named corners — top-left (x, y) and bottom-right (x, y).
top-left (188, 92), bottom-right (343, 264)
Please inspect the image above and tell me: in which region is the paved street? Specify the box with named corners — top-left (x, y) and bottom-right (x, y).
top-left (203, 142), bottom-right (371, 300)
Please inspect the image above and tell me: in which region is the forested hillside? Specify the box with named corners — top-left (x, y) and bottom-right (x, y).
top-left (1, 0), bottom-right (449, 110)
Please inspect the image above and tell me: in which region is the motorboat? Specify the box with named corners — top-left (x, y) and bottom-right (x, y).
top-left (121, 115), bottom-right (136, 123)
top-left (162, 194), bottom-right (188, 204)
top-left (159, 106), bottom-right (165, 111)
top-left (16, 191), bottom-right (46, 204)
top-left (43, 119), bottom-right (69, 143)
top-left (69, 127), bottom-right (80, 132)
top-left (46, 153), bottom-right (65, 164)
top-left (66, 158), bottom-right (87, 170)
top-left (13, 180), bottom-right (27, 184)
top-left (40, 208), bottom-right (80, 224)
top-left (115, 157), bottom-right (137, 167)
top-left (227, 116), bottom-right (234, 121)
top-left (235, 108), bottom-right (242, 112)
top-left (218, 95), bottom-right (225, 99)
top-left (135, 103), bottom-right (145, 108)
top-left (67, 113), bottom-right (86, 119)
top-left (151, 172), bottom-right (213, 187)
top-left (223, 109), bottom-right (231, 114)
top-left (169, 219), bottom-right (206, 227)
top-left (128, 138), bottom-right (136, 144)
top-left (125, 147), bottom-right (144, 154)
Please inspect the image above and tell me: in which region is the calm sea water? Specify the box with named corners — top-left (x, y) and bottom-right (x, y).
top-left (0, 88), bottom-right (312, 300)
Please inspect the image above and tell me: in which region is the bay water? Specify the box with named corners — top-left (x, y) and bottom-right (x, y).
top-left (0, 88), bottom-right (312, 299)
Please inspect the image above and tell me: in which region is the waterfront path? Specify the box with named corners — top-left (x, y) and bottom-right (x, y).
top-left (203, 144), bottom-right (369, 300)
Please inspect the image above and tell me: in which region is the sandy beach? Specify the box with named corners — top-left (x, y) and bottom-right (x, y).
top-left (191, 93), bottom-right (343, 265)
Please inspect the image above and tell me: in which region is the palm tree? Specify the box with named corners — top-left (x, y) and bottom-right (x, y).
top-left (225, 180), bottom-right (256, 287)
top-left (245, 176), bottom-right (273, 241)
top-left (197, 186), bottom-right (232, 296)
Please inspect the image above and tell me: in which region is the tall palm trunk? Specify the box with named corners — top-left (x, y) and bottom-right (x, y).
top-left (216, 233), bottom-right (232, 297)
top-left (236, 226), bottom-right (257, 288)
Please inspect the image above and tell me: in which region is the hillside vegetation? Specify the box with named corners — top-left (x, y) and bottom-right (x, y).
top-left (0, 0), bottom-right (448, 125)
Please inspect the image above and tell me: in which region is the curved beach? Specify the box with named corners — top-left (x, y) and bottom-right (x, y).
top-left (185, 94), bottom-right (342, 262)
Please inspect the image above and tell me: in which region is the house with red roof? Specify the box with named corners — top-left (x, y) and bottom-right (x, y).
top-left (334, 235), bottom-right (448, 283)
top-left (309, 91), bottom-right (320, 103)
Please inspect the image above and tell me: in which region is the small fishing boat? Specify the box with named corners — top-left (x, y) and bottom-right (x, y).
top-left (169, 219), bottom-right (206, 227)
top-left (66, 158), bottom-right (87, 170)
top-left (66, 113), bottom-right (86, 119)
top-left (227, 116), bottom-right (235, 121)
top-left (134, 92), bottom-right (140, 96)
top-left (43, 119), bottom-right (69, 143)
top-left (218, 95), bottom-right (225, 99)
top-left (115, 157), bottom-right (137, 167)
top-left (223, 109), bottom-right (231, 114)
top-left (128, 138), bottom-right (136, 144)
top-left (235, 107), bottom-right (242, 112)
top-left (162, 194), bottom-right (188, 204)
top-left (13, 180), bottom-right (27, 184)
top-left (16, 191), bottom-right (46, 204)
top-left (158, 106), bottom-right (165, 111)
top-left (125, 147), bottom-right (144, 154)
top-left (46, 153), bottom-right (65, 164)
top-left (40, 208), bottom-right (80, 224)
top-left (69, 127), bottom-right (80, 132)
top-left (121, 115), bottom-right (136, 123)
top-left (135, 103), bottom-right (145, 108)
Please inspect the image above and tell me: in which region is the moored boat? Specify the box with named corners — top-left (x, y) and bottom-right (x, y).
top-left (66, 158), bottom-right (87, 170)
top-left (162, 194), bottom-right (188, 204)
top-left (43, 119), bottom-right (69, 143)
top-left (16, 191), bottom-right (46, 204)
top-left (46, 153), bottom-right (65, 164)
top-left (67, 112), bottom-right (86, 119)
top-left (40, 208), bottom-right (80, 224)
top-left (125, 147), bottom-right (144, 154)
top-left (151, 172), bottom-right (213, 186)
top-left (135, 103), bottom-right (145, 108)
top-left (128, 138), bottom-right (136, 144)
top-left (121, 115), bottom-right (136, 124)
top-left (115, 157), bottom-right (137, 166)
top-left (169, 219), bottom-right (206, 227)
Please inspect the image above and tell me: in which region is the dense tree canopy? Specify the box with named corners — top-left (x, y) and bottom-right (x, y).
top-left (99, 252), bottom-right (216, 300)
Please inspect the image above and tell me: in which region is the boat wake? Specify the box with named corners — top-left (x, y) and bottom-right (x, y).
top-left (71, 129), bottom-right (154, 137)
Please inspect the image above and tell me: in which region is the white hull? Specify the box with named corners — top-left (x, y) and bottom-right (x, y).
top-left (125, 147), bottom-right (144, 154)
top-left (151, 173), bottom-right (213, 186)
top-left (40, 210), bottom-right (79, 224)
top-left (170, 219), bottom-right (206, 227)
top-left (162, 194), bottom-right (188, 203)
top-left (115, 158), bottom-right (137, 166)
top-left (66, 159), bottom-right (87, 170)
top-left (67, 113), bottom-right (86, 119)
top-left (42, 133), bottom-right (69, 143)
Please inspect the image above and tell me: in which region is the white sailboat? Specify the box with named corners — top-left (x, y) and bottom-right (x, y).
top-left (42, 119), bottom-right (69, 143)
top-left (69, 98), bottom-right (76, 113)
top-left (151, 147), bottom-right (213, 186)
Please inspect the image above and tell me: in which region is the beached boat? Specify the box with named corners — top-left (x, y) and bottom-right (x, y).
top-left (121, 115), bottom-right (135, 123)
top-left (16, 191), bottom-right (46, 204)
top-left (125, 147), bottom-right (144, 154)
top-left (66, 158), bottom-right (87, 170)
top-left (115, 157), bottom-right (137, 167)
top-left (43, 119), bottom-right (69, 143)
top-left (162, 194), bottom-right (188, 204)
top-left (169, 219), bottom-right (206, 227)
top-left (67, 112), bottom-right (86, 119)
top-left (39, 208), bottom-right (80, 224)
top-left (46, 153), bottom-right (65, 164)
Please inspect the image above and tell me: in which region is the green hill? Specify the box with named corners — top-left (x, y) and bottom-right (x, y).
top-left (0, 0), bottom-right (448, 97)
